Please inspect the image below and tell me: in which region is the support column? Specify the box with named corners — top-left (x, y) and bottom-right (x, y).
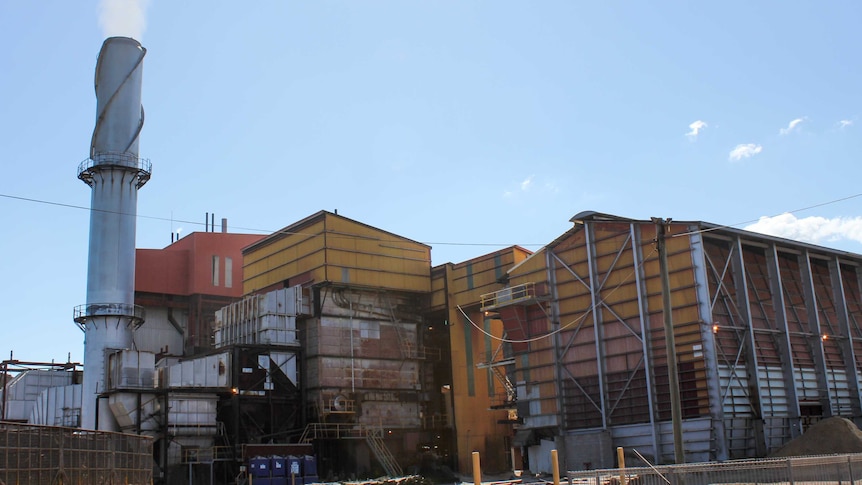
top-left (828, 257), bottom-right (862, 417)
top-left (730, 237), bottom-right (767, 456)
top-left (799, 251), bottom-right (834, 417)
top-left (584, 222), bottom-right (608, 429)
top-left (766, 245), bottom-right (802, 439)
top-left (688, 231), bottom-right (729, 461)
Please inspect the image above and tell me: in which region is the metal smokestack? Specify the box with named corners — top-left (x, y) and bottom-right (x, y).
top-left (74, 37), bottom-right (150, 431)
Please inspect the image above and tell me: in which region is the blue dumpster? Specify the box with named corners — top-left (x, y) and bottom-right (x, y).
top-left (302, 455), bottom-right (318, 477)
top-left (250, 456), bottom-right (271, 478)
top-left (271, 456), bottom-right (287, 477)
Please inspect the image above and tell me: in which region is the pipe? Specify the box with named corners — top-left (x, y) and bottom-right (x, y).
top-left (617, 447), bottom-right (626, 485)
top-left (472, 451), bottom-right (482, 485)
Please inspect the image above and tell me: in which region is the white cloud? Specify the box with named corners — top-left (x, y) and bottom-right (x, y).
top-left (503, 175), bottom-right (559, 198)
top-left (686, 120), bottom-right (708, 139)
top-left (779, 117), bottom-right (806, 135)
top-left (728, 143), bottom-right (763, 161)
top-left (839, 120), bottom-right (854, 129)
top-left (745, 213), bottom-right (862, 246)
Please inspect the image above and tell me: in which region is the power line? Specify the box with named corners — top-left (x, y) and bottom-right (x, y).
top-left (4, 188), bottom-right (862, 248)
top-left (672, 192), bottom-right (862, 238)
top-left (0, 192), bottom-right (546, 248)
top-left (459, 247), bottom-right (658, 344)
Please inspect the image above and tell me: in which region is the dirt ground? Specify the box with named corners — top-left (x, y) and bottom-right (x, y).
top-left (769, 417), bottom-right (862, 457)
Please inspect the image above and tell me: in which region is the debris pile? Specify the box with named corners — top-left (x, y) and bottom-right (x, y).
top-left (770, 417), bottom-right (862, 457)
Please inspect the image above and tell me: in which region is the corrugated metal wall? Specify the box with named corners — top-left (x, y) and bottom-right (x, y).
top-left (243, 212), bottom-right (431, 294)
top-left (304, 287), bottom-right (425, 428)
top-left (440, 247), bottom-right (529, 474)
top-left (489, 214), bottom-right (862, 470)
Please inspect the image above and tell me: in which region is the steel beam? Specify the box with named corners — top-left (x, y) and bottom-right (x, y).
top-left (584, 222), bottom-right (608, 429)
top-left (828, 257), bottom-right (862, 417)
top-left (731, 236), bottom-right (767, 456)
top-left (766, 244), bottom-right (802, 439)
top-left (689, 230), bottom-right (729, 461)
top-left (799, 251), bottom-right (834, 416)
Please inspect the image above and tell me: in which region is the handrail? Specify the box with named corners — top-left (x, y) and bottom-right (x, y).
top-left (480, 282), bottom-right (543, 311)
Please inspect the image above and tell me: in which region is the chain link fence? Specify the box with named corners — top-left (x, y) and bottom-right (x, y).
top-left (0, 421), bottom-right (153, 484)
top-left (568, 453), bottom-right (862, 485)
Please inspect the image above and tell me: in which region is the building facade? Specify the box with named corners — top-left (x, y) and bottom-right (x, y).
top-left (482, 211), bottom-right (862, 471)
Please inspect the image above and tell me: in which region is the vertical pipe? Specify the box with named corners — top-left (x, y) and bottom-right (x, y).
top-left (472, 451), bottom-right (482, 485)
top-left (206, 212), bottom-right (209, 232)
top-left (551, 449), bottom-right (561, 485)
top-left (632, 224), bottom-right (662, 458)
top-left (654, 218), bottom-right (685, 463)
top-left (617, 447), bottom-right (626, 485)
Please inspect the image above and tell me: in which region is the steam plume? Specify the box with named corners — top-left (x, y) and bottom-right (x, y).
top-left (98, 0), bottom-right (151, 40)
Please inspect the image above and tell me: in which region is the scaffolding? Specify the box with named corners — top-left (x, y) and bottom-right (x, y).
top-left (0, 421), bottom-right (153, 484)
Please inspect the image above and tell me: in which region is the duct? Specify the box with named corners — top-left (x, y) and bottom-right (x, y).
top-left (29, 384), bottom-right (83, 427)
top-left (214, 287), bottom-right (301, 348)
top-left (0, 370), bottom-right (75, 421)
top-left (165, 353), bottom-right (231, 389)
top-left (166, 393), bottom-right (218, 437)
top-left (108, 392), bottom-right (160, 434)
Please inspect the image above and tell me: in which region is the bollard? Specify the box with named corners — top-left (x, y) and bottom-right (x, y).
top-left (551, 449), bottom-right (561, 485)
top-left (473, 451), bottom-right (482, 485)
top-left (618, 447), bottom-right (626, 485)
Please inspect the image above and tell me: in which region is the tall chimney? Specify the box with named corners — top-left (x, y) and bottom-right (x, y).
top-left (74, 37), bottom-right (150, 431)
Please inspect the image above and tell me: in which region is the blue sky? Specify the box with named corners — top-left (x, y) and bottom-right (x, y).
top-left (2, 1), bottom-right (861, 363)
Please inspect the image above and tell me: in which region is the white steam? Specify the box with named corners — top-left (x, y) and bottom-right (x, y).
top-left (98, 0), bottom-right (152, 40)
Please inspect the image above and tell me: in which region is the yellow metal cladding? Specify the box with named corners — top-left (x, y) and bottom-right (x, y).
top-left (243, 219), bottom-right (327, 293)
top-left (440, 246), bottom-right (531, 474)
top-left (501, 218), bottom-right (713, 431)
top-left (243, 211), bottom-right (431, 294)
top-left (323, 215), bottom-right (430, 291)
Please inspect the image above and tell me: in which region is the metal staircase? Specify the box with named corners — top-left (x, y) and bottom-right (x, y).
top-left (300, 423), bottom-right (403, 477)
top-left (365, 427), bottom-right (403, 477)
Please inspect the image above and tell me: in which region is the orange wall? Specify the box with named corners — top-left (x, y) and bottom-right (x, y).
top-left (136, 232), bottom-right (265, 297)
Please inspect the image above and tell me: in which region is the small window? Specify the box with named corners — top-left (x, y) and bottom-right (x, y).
top-left (212, 256), bottom-right (220, 286)
top-left (225, 257), bottom-right (233, 288)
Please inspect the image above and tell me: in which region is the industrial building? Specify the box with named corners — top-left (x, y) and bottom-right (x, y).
top-left (477, 211), bottom-right (862, 472)
top-left (6, 34), bottom-right (862, 485)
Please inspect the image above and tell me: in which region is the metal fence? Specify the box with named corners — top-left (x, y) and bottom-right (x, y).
top-left (568, 453), bottom-right (862, 485)
top-left (0, 421), bottom-right (153, 485)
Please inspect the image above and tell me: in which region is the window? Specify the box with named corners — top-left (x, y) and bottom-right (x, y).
top-left (212, 256), bottom-right (220, 286)
top-left (225, 257), bottom-right (233, 288)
